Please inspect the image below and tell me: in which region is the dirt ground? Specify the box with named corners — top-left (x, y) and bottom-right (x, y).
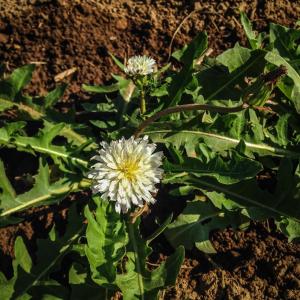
top-left (0, 0), bottom-right (300, 299)
top-left (166, 223), bottom-right (300, 300)
top-left (1, 0), bottom-right (299, 96)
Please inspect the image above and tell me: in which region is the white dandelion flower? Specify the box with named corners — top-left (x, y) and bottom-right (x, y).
top-left (124, 55), bottom-right (156, 76)
top-left (88, 136), bottom-right (164, 213)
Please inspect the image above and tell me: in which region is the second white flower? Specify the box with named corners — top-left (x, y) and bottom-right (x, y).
top-left (124, 55), bottom-right (156, 76)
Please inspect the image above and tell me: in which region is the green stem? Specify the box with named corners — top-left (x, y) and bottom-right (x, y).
top-left (119, 101), bottom-right (128, 127)
top-left (127, 221), bottom-right (145, 300)
top-left (140, 89), bottom-right (146, 115)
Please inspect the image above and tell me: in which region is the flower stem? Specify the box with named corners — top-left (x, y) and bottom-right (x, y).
top-left (140, 88), bottom-right (146, 115)
top-left (127, 221), bottom-right (145, 299)
top-left (134, 103), bottom-right (249, 137)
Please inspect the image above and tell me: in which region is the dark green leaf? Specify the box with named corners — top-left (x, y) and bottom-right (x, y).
top-left (265, 50), bottom-right (300, 112)
top-left (110, 53), bottom-right (125, 71)
top-left (0, 205), bottom-right (84, 299)
top-left (82, 83), bottom-right (120, 93)
top-left (146, 128), bottom-right (300, 158)
top-left (8, 64), bottom-right (35, 96)
top-left (240, 12), bottom-right (259, 49)
top-left (269, 23), bottom-right (300, 64)
top-left (197, 50), bottom-right (266, 101)
top-left (216, 43), bottom-right (251, 72)
top-left (168, 32), bottom-right (208, 106)
top-left (44, 84), bottom-right (67, 108)
top-left (166, 160), bottom-right (300, 226)
top-left (0, 158), bottom-right (90, 219)
top-left (164, 151), bottom-right (262, 184)
top-left (14, 237), bottom-right (32, 274)
top-left (0, 122), bottom-right (89, 170)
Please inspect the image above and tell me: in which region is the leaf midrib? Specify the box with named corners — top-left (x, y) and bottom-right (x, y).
top-left (166, 165), bottom-right (258, 178)
top-left (145, 129), bottom-right (300, 158)
top-left (189, 177), bottom-right (300, 223)
top-left (0, 179), bottom-right (91, 217)
top-left (0, 135), bottom-right (88, 167)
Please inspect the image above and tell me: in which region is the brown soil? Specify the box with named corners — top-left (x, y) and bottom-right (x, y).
top-left (1, 0), bottom-right (299, 97)
top-left (165, 222), bottom-right (300, 300)
top-left (0, 0), bottom-right (300, 299)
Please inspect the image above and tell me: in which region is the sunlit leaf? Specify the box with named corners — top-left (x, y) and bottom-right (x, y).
top-left (0, 158), bottom-right (90, 219)
top-left (85, 197), bottom-right (128, 287)
top-left (0, 122), bottom-right (89, 170)
top-left (8, 64), bottom-right (35, 97)
top-left (240, 12), bottom-right (264, 49)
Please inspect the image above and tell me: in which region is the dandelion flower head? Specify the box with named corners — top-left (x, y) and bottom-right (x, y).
top-left (124, 55), bottom-right (156, 76)
top-left (88, 136), bottom-right (164, 213)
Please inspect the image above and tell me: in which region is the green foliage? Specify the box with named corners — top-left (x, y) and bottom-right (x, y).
top-left (240, 12), bottom-right (264, 49)
top-left (0, 121), bottom-right (89, 170)
top-left (116, 220), bottom-right (184, 300)
top-left (83, 76), bottom-right (134, 103)
top-left (146, 120), bottom-right (300, 159)
top-left (0, 65), bottom-right (92, 145)
top-left (165, 159), bottom-right (300, 245)
top-left (200, 49), bottom-right (266, 101)
top-left (165, 200), bottom-right (243, 253)
top-left (0, 158), bottom-right (90, 218)
top-left (85, 197), bottom-right (128, 287)
top-left (44, 84), bottom-right (68, 108)
top-left (0, 64), bottom-right (35, 111)
top-left (164, 151), bottom-right (262, 184)
top-left (168, 32), bottom-right (208, 106)
top-left (84, 197), bottom-right (184, 299)
top-left (217, 43), bottom-right (251, 73)
top-left (0, 206), bottom-right (85, 300)
top-left (265, 51), bottom-right (300, 112)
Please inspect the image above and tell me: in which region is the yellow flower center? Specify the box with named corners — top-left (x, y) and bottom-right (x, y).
top-left (118, 159), bottom-right (139, 181)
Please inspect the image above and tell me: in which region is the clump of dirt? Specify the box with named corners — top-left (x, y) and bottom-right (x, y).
top-left (165, 222), bottom-right (300, 300)
top-left (1, 0), bottom-right (299, 98)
